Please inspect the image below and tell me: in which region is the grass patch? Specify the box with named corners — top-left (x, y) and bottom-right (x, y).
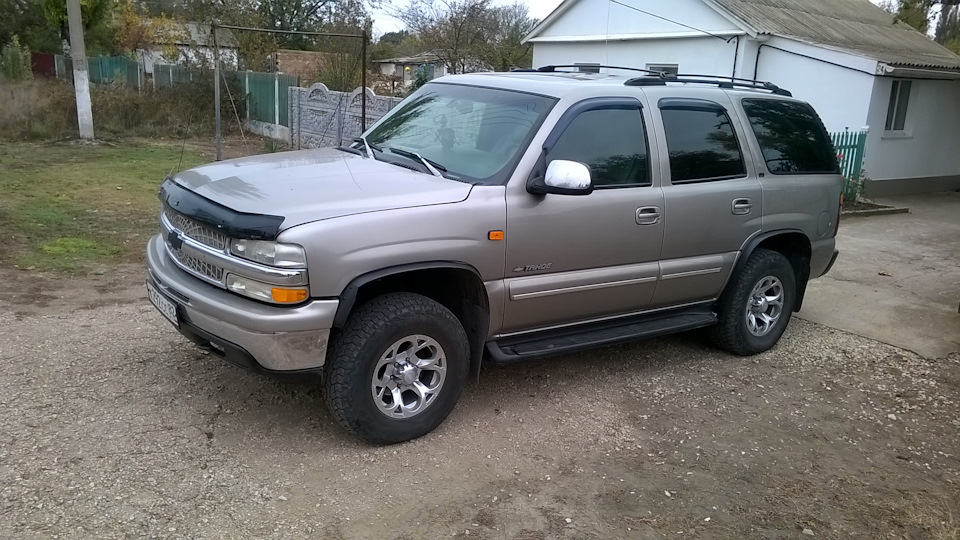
top-left (0, 141), bottom-right (208, 274)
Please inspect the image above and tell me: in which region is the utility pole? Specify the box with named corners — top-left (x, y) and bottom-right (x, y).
top-left (213, 22), bottom-right (222, 161)
top-left (66, 0), bottom-right (94, 140)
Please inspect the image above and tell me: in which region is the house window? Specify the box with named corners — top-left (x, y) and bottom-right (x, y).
top-left (575, 63), bottom-right (601, 73)
top-left (646, 63), bottom-right (679, 76)
top-left (885, 79), bottom-right (911, 131)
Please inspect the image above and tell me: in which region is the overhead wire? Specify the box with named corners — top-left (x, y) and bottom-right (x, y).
top-left (607, 0), bottom-right (738, 42)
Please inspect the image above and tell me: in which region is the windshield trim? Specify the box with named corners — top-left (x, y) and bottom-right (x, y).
top-left (363, 82), bottom-right (559, 186)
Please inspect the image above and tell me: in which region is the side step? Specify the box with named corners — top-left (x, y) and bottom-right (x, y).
top-left (486, 307), bottom-right (717, 364)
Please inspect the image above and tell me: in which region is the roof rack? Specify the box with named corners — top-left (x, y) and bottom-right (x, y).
top-left (511, 64), bottom-right (667, 76)
top-left (509, 64), bottom-right (793, 97)
top-left (624, 73), bottom-right (792, 96)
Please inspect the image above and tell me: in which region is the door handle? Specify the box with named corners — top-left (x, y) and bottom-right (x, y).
top-left (732, 198), bottom-right (753, 215)
top-left (636, 206), bottom-right (661, 225)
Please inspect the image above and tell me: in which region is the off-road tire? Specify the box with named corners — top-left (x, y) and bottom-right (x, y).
top-left (324, 293), bottom-right (469, 444)
top-left (712, 249), bottom-right (797, 356)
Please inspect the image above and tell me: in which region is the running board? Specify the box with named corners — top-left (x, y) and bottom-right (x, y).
top-left (486, 307), bottom-right (717, 364)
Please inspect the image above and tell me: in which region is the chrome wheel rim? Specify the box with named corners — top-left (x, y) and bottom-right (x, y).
top-left (745, 275), bottom-right (784, 337)
top-left (371, 335), bottom-right (447, 419)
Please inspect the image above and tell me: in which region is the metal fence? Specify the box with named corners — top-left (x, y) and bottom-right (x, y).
top-left (153, 64), bottom-right (300, 128)
top-left (55, 54), bottom-right (142, 90)
top-left (153, 63), bottom-right (204, 88)
top-left (830, 130), bottom-right (868, 201)
top-left (242, 71), bottom-right (300, 127)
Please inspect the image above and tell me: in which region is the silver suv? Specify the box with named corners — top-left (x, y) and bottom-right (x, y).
top-left (146, 68), bottom-right (842, 443)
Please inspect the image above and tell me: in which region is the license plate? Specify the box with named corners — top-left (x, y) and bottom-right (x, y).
top-left (146, 280), bottom-right (179, 328)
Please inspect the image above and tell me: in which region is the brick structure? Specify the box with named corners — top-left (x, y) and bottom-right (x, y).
top-left (268, 50), bottom-right (336, 80)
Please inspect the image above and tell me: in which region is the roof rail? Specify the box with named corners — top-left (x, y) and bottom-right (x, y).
top-left (511, 64), bottom-right (667, 76)
top-left (624, 73), bottom-right (792, 96)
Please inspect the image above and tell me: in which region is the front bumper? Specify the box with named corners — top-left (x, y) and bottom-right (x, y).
top-left (146, 234), bottom-right (337, 372)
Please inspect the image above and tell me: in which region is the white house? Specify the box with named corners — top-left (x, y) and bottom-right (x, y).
top-left (524, 0), bottom-right (960, 196)
top-left (139, 22), bottom-right (240, 74)
top-left (376, 53), bottom-right (449, 86)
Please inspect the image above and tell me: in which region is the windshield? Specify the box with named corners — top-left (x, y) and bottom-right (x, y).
top-left (362, 83), bottom-right (557, 185)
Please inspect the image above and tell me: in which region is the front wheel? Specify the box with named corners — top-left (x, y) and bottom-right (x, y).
top-left (324, 293), bottom-right (469, 444)
top-left (712, 249), bottom-right (797, 355)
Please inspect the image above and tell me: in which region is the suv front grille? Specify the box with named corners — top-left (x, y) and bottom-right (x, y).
top-left (163, 208), bottom-right (229, 251)
top-left (169, 245), bottom-right (225, 282)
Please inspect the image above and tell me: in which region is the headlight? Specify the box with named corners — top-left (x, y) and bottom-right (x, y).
top-left (230, 239), bottom-right (306, 268)
top-left (226, 274), bottom-right (308, 304)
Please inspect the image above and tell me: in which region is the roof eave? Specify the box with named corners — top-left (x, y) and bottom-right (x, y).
top-left (523, 0), bottom-right (580, 44)
top-left (879, 63), bottom-right (960, 80)
top-left (700, 0), bottom-right (759, 38)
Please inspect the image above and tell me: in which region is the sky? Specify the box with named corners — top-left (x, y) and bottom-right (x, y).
top-left (371, 0), bottom-right (896, 37)
top-left (371, 0), bottom-right (563, 36)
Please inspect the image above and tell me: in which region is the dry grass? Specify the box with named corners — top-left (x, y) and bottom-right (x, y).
top-left (0, 78), bottom-right (245, 141)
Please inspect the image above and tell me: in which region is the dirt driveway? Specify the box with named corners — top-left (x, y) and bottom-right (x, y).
top-left (2, 267), bottom-right (959, 539)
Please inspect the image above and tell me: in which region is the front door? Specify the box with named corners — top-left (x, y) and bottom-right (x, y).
top-left (501, 99), bottom-right (664, 334)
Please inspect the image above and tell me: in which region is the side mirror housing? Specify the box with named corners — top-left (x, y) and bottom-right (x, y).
top-left (527, 160), bottom-right (594, 195)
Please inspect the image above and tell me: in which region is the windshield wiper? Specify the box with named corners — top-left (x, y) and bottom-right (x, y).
top-left (386, 147), bottom-right (447, 177)
top-left (353, 137), bottom-right (381, 160)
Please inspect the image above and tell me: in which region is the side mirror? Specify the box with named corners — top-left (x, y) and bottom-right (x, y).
top-left (527, 160), bottom-right (594, 195)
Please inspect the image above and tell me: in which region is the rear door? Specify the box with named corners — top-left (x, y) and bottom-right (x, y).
top-left (649, 93), bottom-right (763, 308)
top-left (736, 98), bottom-right (843, 250)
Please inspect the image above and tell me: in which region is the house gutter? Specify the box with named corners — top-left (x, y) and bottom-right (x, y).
top-left (878, 63), bottom-right (960, 80)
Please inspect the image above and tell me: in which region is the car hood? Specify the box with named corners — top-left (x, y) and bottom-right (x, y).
top-left (171, 147), bottom-right (473, 230)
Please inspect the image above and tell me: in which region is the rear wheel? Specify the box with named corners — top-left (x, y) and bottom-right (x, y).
top-left (324, 293), bottom-right (469, 444)
top-left (713, 249), bottom-right (796, 355)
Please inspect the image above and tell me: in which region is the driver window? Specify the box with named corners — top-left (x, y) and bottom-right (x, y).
top-left (548, 107), bottom-right (650, 188)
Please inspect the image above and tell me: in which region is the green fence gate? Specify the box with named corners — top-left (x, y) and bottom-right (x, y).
top-left (830, 130), bottom-right (868, 202)
top-left (243, 71), bottom-right (300, 127)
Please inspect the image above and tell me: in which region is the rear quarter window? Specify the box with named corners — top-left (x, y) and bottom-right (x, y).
top-left (741, 99), bottom-right (839, 175)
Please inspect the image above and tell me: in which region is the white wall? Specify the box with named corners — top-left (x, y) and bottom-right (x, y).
top-left (530, 0), bottom-right (740, 40)
top-left (753, 37), bottom-right (878, 132)
top-left (863, 77), bottom-right (960, 182)
top-left (532, 36), bottom-right (741, 79)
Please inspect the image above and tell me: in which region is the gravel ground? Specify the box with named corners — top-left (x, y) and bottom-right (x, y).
top-left (2, 278), bottom-right (959, 539)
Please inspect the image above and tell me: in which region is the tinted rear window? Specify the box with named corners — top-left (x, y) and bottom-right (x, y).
top-left (660, 108), bottom-right (746, 183)
top-left (741, 99), bottom-right (839, 175)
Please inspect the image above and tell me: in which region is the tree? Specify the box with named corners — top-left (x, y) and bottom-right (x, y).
top-left (42, 0), bottom-right (117, 54)
top-left (935, 4), bottom-right (960, 54)
top-left (1, 0), bottom-right (66, 54)
top-left (891, 0), bottom-right (936, 33)
top-left (395, 0), bottom-right (492, 74)
top-left (115, 0), bottom-right (183, 58)
top-left (474, 2), bottom-right (537, 72)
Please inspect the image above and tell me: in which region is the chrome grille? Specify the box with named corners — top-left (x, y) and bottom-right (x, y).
top-left (169, 246), bottom-right (224, 282)
top-left (163, 208), bottom-right (229, 251)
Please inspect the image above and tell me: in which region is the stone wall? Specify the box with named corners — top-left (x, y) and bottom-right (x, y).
top-left (289, 83), bottom-right (403, 149)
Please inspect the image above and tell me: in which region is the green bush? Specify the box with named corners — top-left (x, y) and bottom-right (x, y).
top-left (1, 36), bottom-right (33, 81)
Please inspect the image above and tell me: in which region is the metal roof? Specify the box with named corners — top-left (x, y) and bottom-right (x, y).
top-left (709, 0), bottom-right (960, 69)
top-left (376, 53), bottom-right (442, 65)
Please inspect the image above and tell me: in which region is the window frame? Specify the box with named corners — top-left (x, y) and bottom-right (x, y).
top-left (645, 63), bottom-right (679, 76)
top-left (884, 79), bottom-right (912, 132)
top-left (538, 97), bottom-right (653, 189)
top-left (658, 99), bottom-right (749, 185)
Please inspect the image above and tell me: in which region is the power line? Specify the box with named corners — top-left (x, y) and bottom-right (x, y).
top-left (607, 0), bottom-right (737, 42)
